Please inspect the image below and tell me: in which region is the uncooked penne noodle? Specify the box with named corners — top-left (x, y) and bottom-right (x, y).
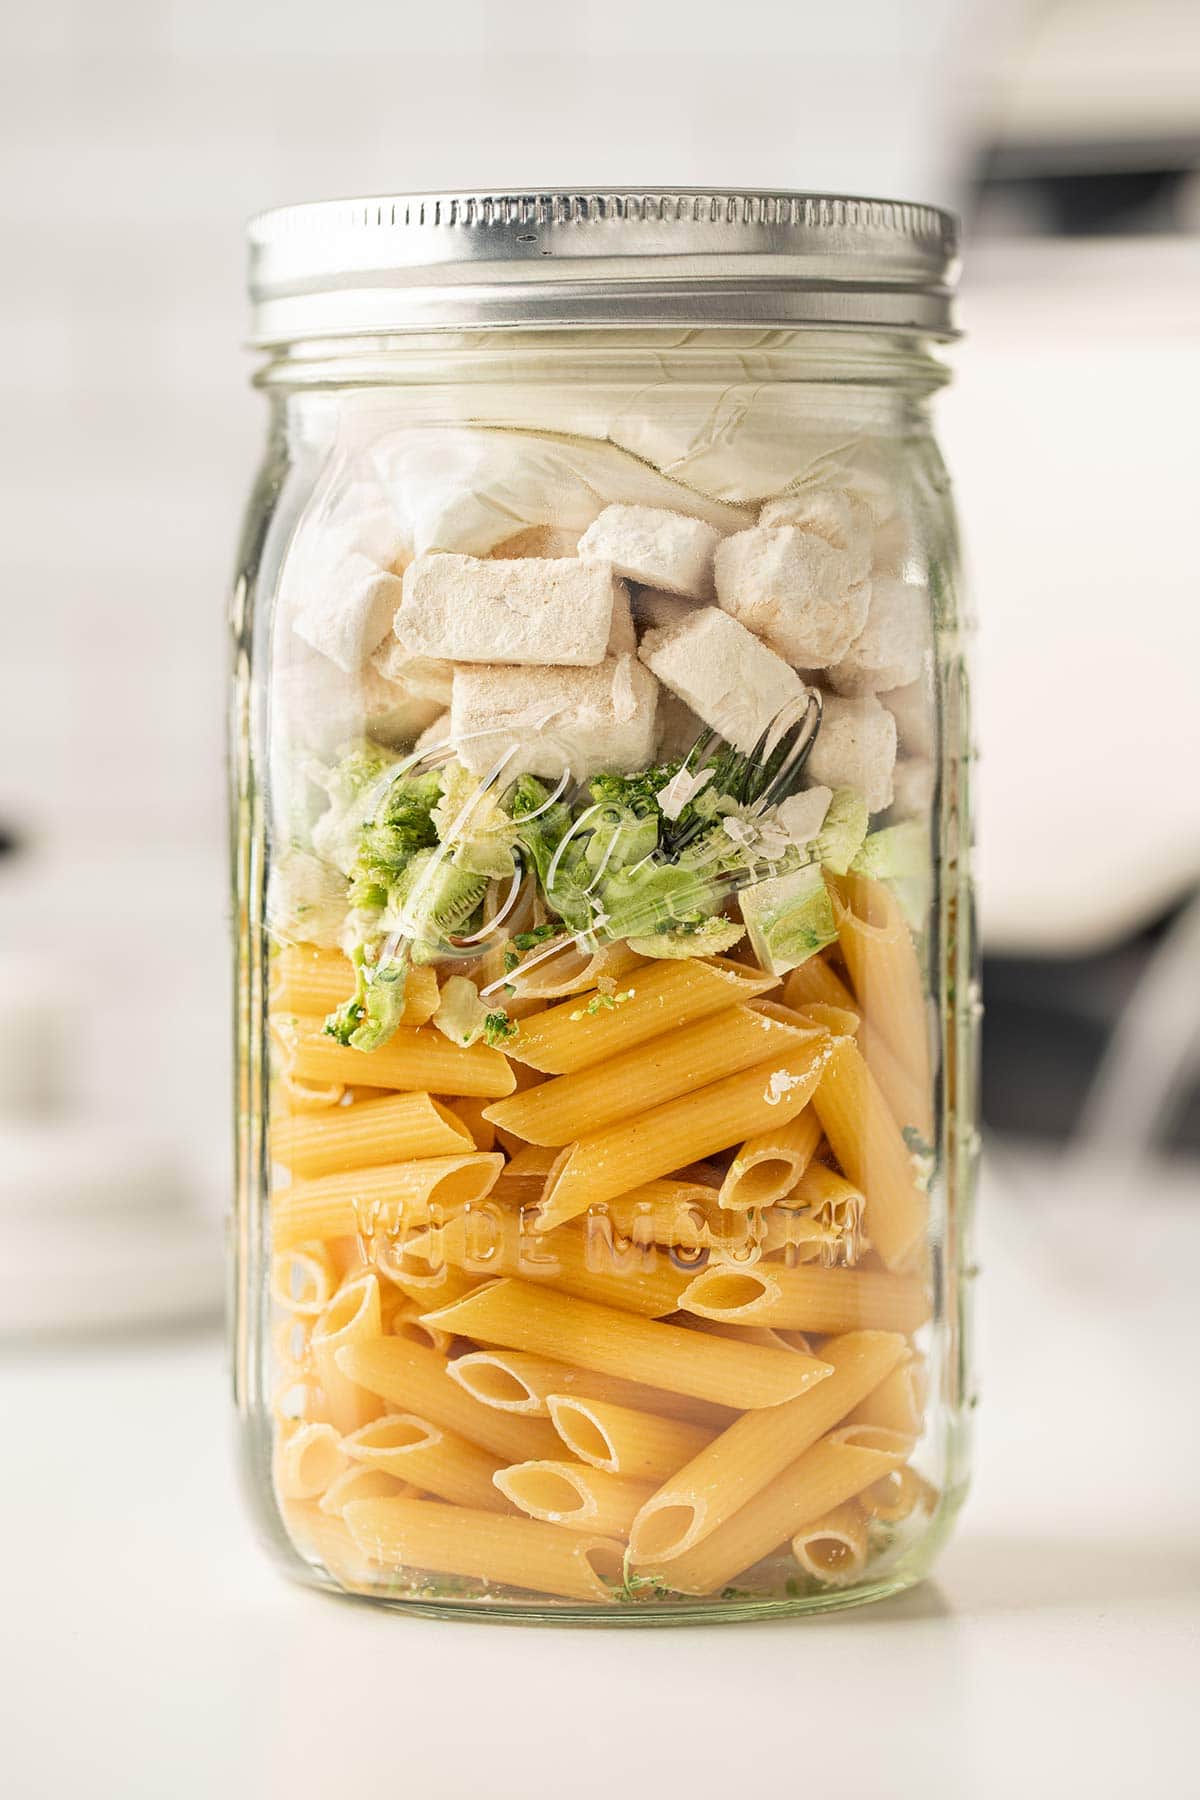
top-left (309, 1273), bottom-right (386, 1435)
top-left (602, 1181), bottom-right (726, 1251)
top-left (273, 1421), bottom-right (346, 1500)
top-left (283, 1500), bottom-right (381, 1589)
top-left (782, 956), bottom-right (858, 1015)
top-left (680, 1261), bottom-right (929, 1335)
top-left (343, 1496), bottom-right (624, 1604)
top-left (405, 1209), bottom-right (690, 1319)
top-left (812, 1035), bottom-right (928, 1271)
top-left (334, 1335), bottom-right (562, 1464)
top-left (640, 1425), bottom-right (913, 1595)
top-left (506, 936), bottom-right (644, 1002)
top-left (547, 1394), bottom-right (714, 1481)
top-left (496, 1461), bottom-right (657, 1536)
top-left (287, 1024), bottom-right (516, 1098)
top-left (272, 1313), bottom-right (311, 1372)
top-left (270, 1153), bottom-right (504, 1251)
top-left (858, 1464), bottom-right (938, 1523)
top-left (269, 1092), bottom-right (474, 1179)
top-left (848, 1357), bottom-right (927, 1435)
top-left (538, 1033), bottom-right (833, 1228)
top-left (319, 1463), bottom-right (414, 1516)
top-left (790, 1500), bottom-right (869, 1585)
top-left (377, 1255), bottom-right (481, 1315)
top-left (627, 1331), bottom-right (907, 1563)
top-left (270, 1244), bottom-right (339, 1316)
top-left (343, 1413), bottom-right (509, 1512)
top-left (761, 1162), bottom-right (867, 1267)
top-left (277, 1070), bottom-right (347, 1113)
top-left (446, 1095), bottom-right (496, 1152)
top-left (858, 1016), bottom-right (933, 1141)
top-left (422, 1280), bottom-right (833, 1410)
top-left (270, 945), bottom-right (439, 1025)
top-left (506, 957), bottom-right (777, 1075)
top-left (485, 1004), bottom-right (812, 1147)
top-left (830, 873), bottom-right (930, 1092)
top-left (789, 1002), bottom-right (862, 1039)
top-left (718, 1106), bottom-right (823, 1211)
top-left (679, 1317), bottom-right (804, 1353)
top-left (446, 1350), bottom-right (735, 1431)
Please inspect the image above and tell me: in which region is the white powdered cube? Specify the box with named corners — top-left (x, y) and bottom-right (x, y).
top-left (370, 637), bottom-right (455, 704)
top-left (578, 504), bottom-right (723, 599)
top-left (638, 608), bottom-right (807, 756)
top-left (828, 579), bottom-right (929, 695)
top-left (450, 656), bottom-right (659, 781)
top-left (757, 490), bottom-right (873, 581)
top-left (805, 693), bottom-right (898, 813)
top-left (632, 588), bottom-right (696, 634)
top-left (713, 526), bottom-right (870, 668)
top-left (881, 677), bottom-right (935, 760)
top-left (292, 542), bottom-right (406, 674)
top-left (396, 554), bottom-right (623, 666)
top-left (274, 651), bottom-right (442, 754)
top-left (891, 757), bottom-right (935, 818)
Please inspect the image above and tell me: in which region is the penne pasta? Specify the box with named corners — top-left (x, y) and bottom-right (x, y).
top-left (830, 873), bottom-right (930, 1095)
top-left (342, 1413), bottom-right (509, 1512)
top-left (484, 1004), bottom-right (814, 1148)
top-left (445, 1095), bottom-right (497, 1152)
top-left (343, 1497), bottom-right (625, 1604)
top-left (782, 956), bottom-right (858, 1015)
top-left (270, 1153), bottom-right (504, 1251)
top-left (601, 1181), bottom-right (726, 1252)
top-left (273, 1421), bottom-right (346, 1500)
top-left (627, 1331), bottom-right (908, 1563)
top-left (318, 1463), bottom-right (414, 1516)
top-left (282, 1500), bottom-right (382, 1589)
top-left (270, 1243), bottom-right (339, 1316)
top-left (270, 946), bottom-right (439, 1025)
top-left (505, 937), bottom-right (644, 1002)
top-left (811, 1035), bottom-right (928, 1271)
top-left (445, 1349), bottom-right (736, 1431)
top-left (495, 1461), bottom-right (657, 1536)
top-left (547, 1394), bottom-right (714, 1481)
top-left (857, 1016), bottom-right (933, 1141)
top-left (679, 1262), bottom-right (930, 1335)
top-left (403, 1208), bottom-right (690, 1319)
top-left (848, 1357), bottom-right (927, 1435)
top-left (269, 1092), bottom-right (474, 1179)
top-left (858, 1464), bottom-right (938, 1523)
top-left (276, 1071), bottom-right (347, 1113)
top-left (286, 1024), bottom-right (516, 1098)
top-left (422, 1280), bottom-right (833, 1410)
top-left (640, 1425), bottom-right (913, 1595)
top-left (790, 1500), bottom-right (869, 1585)
top-left (761, 1162), bottom-right (867, 1267)
top-left (537, 1032), bottom-right (833, 1228)
top-left (334, 1335), bottom-right (562, 1464)
top-left (505, 957), bottom-right (777, 1075)
top-left (718, 1106), bottom-right (823, 1211)
top-left (309, 1273), bottom-right (387, 1434)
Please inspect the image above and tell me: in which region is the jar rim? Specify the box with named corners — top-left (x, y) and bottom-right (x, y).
top-left (246, 188), bottom-right (960, 346)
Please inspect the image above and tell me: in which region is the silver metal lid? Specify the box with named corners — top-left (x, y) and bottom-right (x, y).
top-left (247, 188), bottom-right (959, 345)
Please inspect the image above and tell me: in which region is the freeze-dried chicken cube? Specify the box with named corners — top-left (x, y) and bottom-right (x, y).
top-left (396, 554), bottom-right (626, 667)
top-left (578, 504), bottom-right (722, 599)
top-left (449, 657), bottom-right (659, 781)
top-left (828, 579), bottom-right (929, 696)
top-left (638, 608), bottom-right (808, 756)
top-left (805, 693), bottom-right (897, 813)
top-left (713, 526), bottom-right (870, 668)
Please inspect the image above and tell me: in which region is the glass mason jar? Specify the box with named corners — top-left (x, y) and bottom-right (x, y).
top-left (231, 190), bottom-right (978, 1621)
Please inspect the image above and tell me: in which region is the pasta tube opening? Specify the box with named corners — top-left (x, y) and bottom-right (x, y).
top-left (630, 1502), bottom-right (701, 1564)
top-left (790, 1501), bottom-right (869, 1584)
top-left (449, 1351), bottom-right (543, 1414)
top-left (274, 1423), bottom-right (345, 1500)
top-left (546, 1400), bottom-right (616, 1470)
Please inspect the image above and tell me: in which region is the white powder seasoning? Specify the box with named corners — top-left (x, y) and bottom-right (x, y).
top-left (763, 1069), bottom-right (805, 1106)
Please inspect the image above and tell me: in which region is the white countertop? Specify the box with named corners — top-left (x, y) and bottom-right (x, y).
top-left (5, 1151), bottom-right (1198, 1800)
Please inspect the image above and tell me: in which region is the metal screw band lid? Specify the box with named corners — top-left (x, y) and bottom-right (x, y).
top-left (246, 188), bottom-right (960, 345)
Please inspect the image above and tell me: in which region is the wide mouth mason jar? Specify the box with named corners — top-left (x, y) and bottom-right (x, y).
top-left (231, 189), bottom-right (978, 1622)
